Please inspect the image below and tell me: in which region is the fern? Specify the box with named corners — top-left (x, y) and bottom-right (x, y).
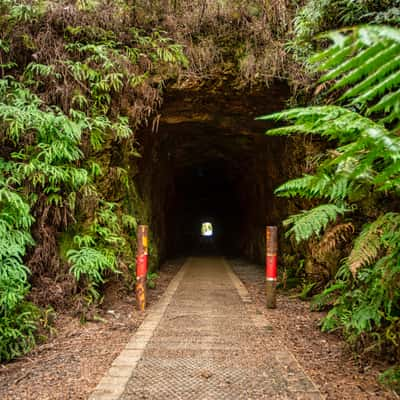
top-left (275, 173), bottom-right (352, 202)
top-left (289, 0), bottom-right (399, 61)
top-left (0, 0), bottom-right (187, 362)
top-left (67, 201), bottom-right (135, 301)
top-left (348, 213), bottom-right (400, 276)
top-left (0, 302), bottom-right (39, 361)
top-left (316, 222), bottom-right (354, 258)
top-left (0, 166), bottom-right (38, 361)
top-left (7, 2), bottom-right (44, 24)
top-left (68, 247), bottom-right (117, 283)
top-left (260, 25), bottom-right (400, 365)
top-left (283, 204), bottom-right (349, 243)
top-left (0, 78), bottom-right (92, 359)
top-left (258, 106), bottom-right (395, 144)
top-left (261, 106), bottom-right (400, 195)
top-left (24, 62), bottom-right (61, 82)
top-left (313, 25), bottom-right (400, 123)
top-left (321, 251), bottom-right (400, 346)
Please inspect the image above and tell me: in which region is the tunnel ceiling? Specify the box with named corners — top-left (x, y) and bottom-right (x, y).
top-left (158, 82), bottom-right (289, 170)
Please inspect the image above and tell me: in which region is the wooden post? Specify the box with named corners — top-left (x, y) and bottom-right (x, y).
top-left (266, 226), bottom-right (278, 308)
top-left (136, 225), bottom-right (149, 311)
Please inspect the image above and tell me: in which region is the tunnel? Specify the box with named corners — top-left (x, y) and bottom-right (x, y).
top-left (136, 82), bottom-right (294, 264)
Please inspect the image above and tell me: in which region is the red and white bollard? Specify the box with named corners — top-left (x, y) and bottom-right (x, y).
top-left (266, 226), bottom-right (278, 308)
top-left (136, 225), bottom-right (149, 311)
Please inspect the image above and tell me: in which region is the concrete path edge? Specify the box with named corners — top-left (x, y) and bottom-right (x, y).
top-left (88, 259), bottom-right (189, 400)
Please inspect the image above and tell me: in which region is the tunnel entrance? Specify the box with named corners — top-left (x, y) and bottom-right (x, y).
top-left (137, 82), bottom-right (294, 264)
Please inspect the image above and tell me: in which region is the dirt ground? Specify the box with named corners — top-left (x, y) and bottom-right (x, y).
top-left (0, 259), bottom-right (184, 400)
top-left (230, 258), bottom-right (399, 400)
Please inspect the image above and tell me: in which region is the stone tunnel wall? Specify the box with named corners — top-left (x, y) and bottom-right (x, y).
top-left (134, 82), bottom-right (301, 265)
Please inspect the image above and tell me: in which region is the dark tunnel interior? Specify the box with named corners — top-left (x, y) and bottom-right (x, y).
top-left (173, 160), bottom-right (243, 256)
top-left (136, 82), bottom-right (295, 264)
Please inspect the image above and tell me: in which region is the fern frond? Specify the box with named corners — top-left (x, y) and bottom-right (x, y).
top-left (320, 42), bottom-right (386, 82)
top-left (314, 25), bottom-right (400, 124)
top-left (67, 247), bottom-right (118, 283)
top-left (315, 222), bottom-right (354, 258)
top-left (283, 203), bottom-right (349, 243)
top-left (260, 106), bottom-right (395, 148)
top-left (317, 38), bottom-right (359, 70)
top-left (274, 175), bottom-right (317, 198)
top-left (331, 44), bottom-right (400, 91)
top-left (350, 69), bottom-right (400, 105)
top-left (275, 173), bottom-right (350, 202)
top-left (367, 90), bottom-right (400, 117)
top-left (348, 213), bottom-right (400, 276)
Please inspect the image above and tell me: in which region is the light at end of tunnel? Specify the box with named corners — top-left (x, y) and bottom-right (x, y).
top-left (201, 222), bottom-right (213, 237)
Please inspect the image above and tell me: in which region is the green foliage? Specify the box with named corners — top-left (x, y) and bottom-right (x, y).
top-left (68, 248), bottom-right (117, 284)
top-left (313, 26), bottom-right (400, 124)
top-left (319, 251), bottom-right (400, 351)
top-left (0, 156), bottom-right (39, 362)
top-left (0, 79), bottom-right (88, 193)
top-left (259, 105), bottom-right (394, 144)
top-left (283, 204), bottom-right (349, 243)
top-left (146, 272), bottom-right (159, 289)
top-left (67, 201), bottom-right (135, 302)
top-left (0, 77), bottom-right (90, 360)
top-left (379, 366), bottom-right (400, 392)
top-left (0, 188), bottom-right (34, 313)
top-left (291, 0), bottom-right (399, 59)
top-left (1, 0), bottom-right (45, 26)
top-left (260, 24), bottom-right (400, 373)
top-left (0, 302), bottom-right (39, 362)
top-left (297, 282), bottom-right (318, 300)
top-left (348, 213), bottom-right (400, 276)
top-left (62, 29), bottom-right (187, 130)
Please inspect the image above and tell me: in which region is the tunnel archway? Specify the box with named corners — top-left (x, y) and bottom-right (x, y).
top-left (136, 82), bottom-right (294, 264)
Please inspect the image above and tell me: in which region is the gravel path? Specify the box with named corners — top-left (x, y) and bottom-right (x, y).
top-left (94, 257), bottom-right (321, 399)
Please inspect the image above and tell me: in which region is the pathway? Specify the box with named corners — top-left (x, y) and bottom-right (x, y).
top-left (90, 257), bottom-right (321, 400)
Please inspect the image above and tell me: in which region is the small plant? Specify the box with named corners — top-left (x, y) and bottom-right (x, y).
top-left (0, 302), bottom-right (39, 362)
top-left (297, 282), bottom-right (318, 301)
top-left (146, 272), bottom-right (159, 289)
top-left (379, 366), bottom-right (400, 393)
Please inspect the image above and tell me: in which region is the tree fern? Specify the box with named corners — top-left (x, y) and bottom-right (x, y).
top-left (261, 105), bottom-right (399, 194)
top-left (313, 25), bottom-right (400, 123)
